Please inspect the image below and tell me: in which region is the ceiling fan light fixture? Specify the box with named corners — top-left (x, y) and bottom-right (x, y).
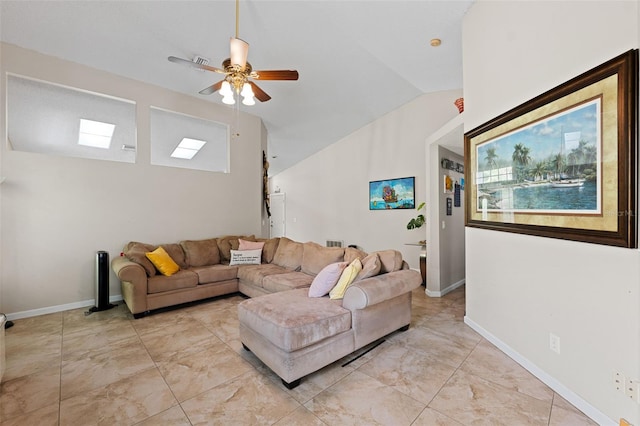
top-left (220, 81), bottom-right (233, 96)
top-left (220, 81), bottom-right (236, 104)
top-left (168, 0), bottom-right (297, 106)
top-left (230, 38), bottom-right (249, 69)
top-left (222, 93), bottom-right (236, 105)
top-left (241, 82), bottom-right (255, 105)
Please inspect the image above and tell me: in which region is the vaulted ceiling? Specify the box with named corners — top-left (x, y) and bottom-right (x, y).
top-left (0, 0), bottom-right (473, 174)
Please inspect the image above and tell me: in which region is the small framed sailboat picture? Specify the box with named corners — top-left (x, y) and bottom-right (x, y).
top-left (369, 176), bottom-right (415, 210)
top-left (465, 49), bottom-right (638, 248)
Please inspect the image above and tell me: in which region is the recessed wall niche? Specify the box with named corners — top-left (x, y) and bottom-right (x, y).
top-left (149, 107), bottom-right (229, 173)
top-left (7, 74), bottom-right (136, 163)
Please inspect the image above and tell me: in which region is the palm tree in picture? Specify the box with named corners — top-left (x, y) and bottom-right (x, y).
top-left (485, 146), bottom-right (499, 170)
top-left (583, 143), bottom-right (597, 164)
top-left (512, 143), bottom-right (532, 182)
top-left (531, 161), bottom-right (547, 182)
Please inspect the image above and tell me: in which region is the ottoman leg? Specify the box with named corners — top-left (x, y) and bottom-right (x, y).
top-left (282, 378), bottom-right (301, 390)
top-left (242, 343), bottom-right (251, 352)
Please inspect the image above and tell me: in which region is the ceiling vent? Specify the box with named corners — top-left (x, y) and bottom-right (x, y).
top-left (193, 55), bottom-right (210, 70)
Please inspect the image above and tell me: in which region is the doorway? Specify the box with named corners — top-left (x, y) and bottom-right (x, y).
top-left (270, 193), bottom-right (286, 238)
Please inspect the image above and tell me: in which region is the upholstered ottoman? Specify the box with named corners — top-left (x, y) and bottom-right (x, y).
top-left (238, 288), bottom-right (356, 388)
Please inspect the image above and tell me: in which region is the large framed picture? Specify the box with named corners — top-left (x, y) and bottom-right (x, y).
top-left (369, 176), bottom-right (415, 210)
top-left (465, 49), bottom-right (638, 248)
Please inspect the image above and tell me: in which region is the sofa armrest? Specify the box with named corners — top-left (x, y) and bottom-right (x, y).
top-left (342, 269), bottom-right (422, 311)
top-left (112, 256), bottom-right (147, 284)
top-left (112, 256), bottom-right (149, 315)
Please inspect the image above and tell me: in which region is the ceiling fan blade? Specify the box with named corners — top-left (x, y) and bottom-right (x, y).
top-left (199, 80), bottom-right (224, 95)
top-left (252, 70), bottom-right (299, 81)
top-left (229, 38), bottom-right (249, 69)
top-left (248, 81), bottom-right (271, 102)
top-left (168, 56), bottom-right (226, 74)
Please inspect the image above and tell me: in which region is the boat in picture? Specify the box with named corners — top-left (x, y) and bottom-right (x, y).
top-left (382, 185), bottom-right (397, 203)
top-left (550, 179), bottom-right (585, 188)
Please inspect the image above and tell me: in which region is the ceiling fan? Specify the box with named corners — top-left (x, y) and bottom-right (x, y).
top-left (168, 0), bottom-right (299, 106)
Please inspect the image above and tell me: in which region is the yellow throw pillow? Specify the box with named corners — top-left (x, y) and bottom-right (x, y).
top-left (330, 258), bottom-right (363, 300)
top-left (145, 246), bottom-right (180, 276)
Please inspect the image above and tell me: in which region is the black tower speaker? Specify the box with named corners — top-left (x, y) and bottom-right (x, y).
top-left (91, 251), bottom-right (115, 312)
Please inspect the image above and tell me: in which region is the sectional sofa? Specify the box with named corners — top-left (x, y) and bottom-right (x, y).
top-left (112, 234), bottom-right (422, 387)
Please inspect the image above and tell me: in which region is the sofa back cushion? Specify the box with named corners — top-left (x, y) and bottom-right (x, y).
top-left (255, 238), bottom-right (280, 263)
top-left (180, 238), bottom-right (221, 267)
top-left (272, 237), bottom-right (304, 270)
top-left (301, 242), bottom-right (345, 276)
top-left (216, 235), bottom-right (255, 262)
top-left (373, 249), bottom-right (404, 273)
top-left (344, 246), bottom-right (367, 263)
top-left (354, 253), bottom-right (381, 281)
top-left (123, 241), bottom-right (157, 277)
top-left (160, 243), bottom-right (187, 269)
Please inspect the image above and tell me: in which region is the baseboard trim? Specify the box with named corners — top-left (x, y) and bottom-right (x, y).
top-left (425, 278), bottom-right (465, 297)
top-left (6, 295), bottom-right (124, 321)
top-left (463, 316), bottom-right (615, 426)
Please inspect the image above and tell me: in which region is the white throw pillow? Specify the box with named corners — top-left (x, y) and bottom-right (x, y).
top-left (229, 249), bottom-right (262, 265)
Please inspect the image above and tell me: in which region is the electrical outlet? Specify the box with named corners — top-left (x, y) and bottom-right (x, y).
top-left (549, 333), bottom-right (560, 354)
top-left (614, 371), bottom-right (626, 393)
top-left (625, 378), bottom-right (639, 402)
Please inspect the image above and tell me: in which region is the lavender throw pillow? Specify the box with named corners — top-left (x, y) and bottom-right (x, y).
top-left (308, 262), bottom-right (348, 297)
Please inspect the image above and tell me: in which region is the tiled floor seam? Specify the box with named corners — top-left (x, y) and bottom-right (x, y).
top-left (422, 335), bottom-right (482, 415)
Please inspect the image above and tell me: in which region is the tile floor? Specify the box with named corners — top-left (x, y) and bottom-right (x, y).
top-left (0, 286), bottom-right (597, 425)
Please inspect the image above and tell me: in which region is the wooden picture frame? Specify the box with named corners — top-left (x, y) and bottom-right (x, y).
top-left (465, 49), bottom-right (638, 248)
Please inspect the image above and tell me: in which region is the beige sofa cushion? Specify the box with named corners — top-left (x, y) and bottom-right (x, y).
top-left (374, 250), bottom-right (404, 273)
top-left (262, 272), bottom-right (314, 293)
top-left (354, 253), bottom-right (381, 281)
top-left (124, 241), bottom-right (157, 277)
top-left (344, 247), bottom-right (367, 263)
top-left (238, 288), bottom-right (351, 352)
top-left (256, 237), bottom-right (280, 263)
top-left (190, 264), bottom-right (238, 284)
top-left (160, 243), bottom-right (187, 269)
top-left (217, 235), bottom-right (255, 262)
top-left (181, 238), bottom-right (220, 267)
top-left (147, 270), bottom-right (198, 294)
top-left (237, 263), bottom-right (290, 287)
top-left (272, 237), bottom-right (304, 270)
top-left (301, 242), bottom-right (345, 275)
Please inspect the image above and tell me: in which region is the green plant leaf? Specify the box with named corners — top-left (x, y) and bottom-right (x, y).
top-left (406, 202), bottom-right (426, 229)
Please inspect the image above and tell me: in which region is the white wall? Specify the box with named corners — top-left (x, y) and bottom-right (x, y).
top-left (0, 43), bottom-right (266, 316)
top-left (463, 1), bottom-right (639, 424)
top-left (271, 89), bottom-right (462, 270)
top-left (436, 146), bottom-right (465, 293)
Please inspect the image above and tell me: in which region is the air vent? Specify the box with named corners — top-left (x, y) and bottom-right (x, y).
top-left (326, 240), bottom-right (343, 248)
top-left (193, 55), bottom-right (210, 69)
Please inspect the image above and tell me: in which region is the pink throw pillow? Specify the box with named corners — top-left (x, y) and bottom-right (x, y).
top-left (238, 239), bottom-right (265, 251)
top-left (308, 262), bottom-right (348, 298)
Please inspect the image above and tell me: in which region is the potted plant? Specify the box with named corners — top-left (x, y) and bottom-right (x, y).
top-left (406, 202), bottom-right (425, 230)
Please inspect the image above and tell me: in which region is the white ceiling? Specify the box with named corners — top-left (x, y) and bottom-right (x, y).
top-left (0, 0), bottom-right (473, 175)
